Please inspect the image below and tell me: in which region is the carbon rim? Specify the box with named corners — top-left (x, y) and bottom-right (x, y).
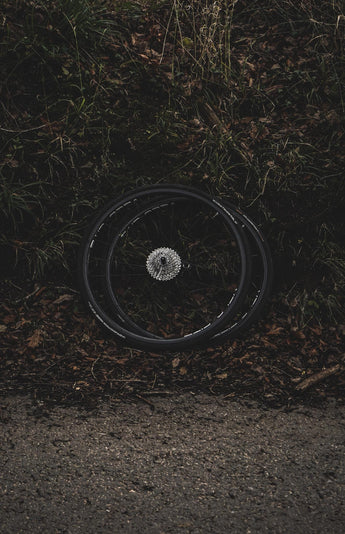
top-left (98, 196), bottom-right (272, 345)
top-left (79, 185), bottom-right (251, 350)
top-left (104, 196), bottom-right (250, 340)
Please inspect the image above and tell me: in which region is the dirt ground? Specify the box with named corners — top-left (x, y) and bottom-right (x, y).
top-left (1, 394), bottom-right (345, 534)
top-left (1, 280), bottom-right (345, 407)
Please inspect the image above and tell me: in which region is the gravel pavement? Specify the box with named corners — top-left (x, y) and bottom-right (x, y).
top-left (1, 394), bottom-right (345, 533)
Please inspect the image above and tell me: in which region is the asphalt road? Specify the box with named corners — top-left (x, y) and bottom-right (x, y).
top-left (1, 394), bottom-right (345, 533)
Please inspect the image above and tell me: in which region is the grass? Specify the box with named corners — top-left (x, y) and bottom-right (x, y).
top-left (162, 0), bottom-right (235, 82)
top-left (0, 0), bottom-right (345, 323)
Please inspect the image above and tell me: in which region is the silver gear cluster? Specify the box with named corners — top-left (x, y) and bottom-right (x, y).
top-left (146, 247), bottom-right (182, 281)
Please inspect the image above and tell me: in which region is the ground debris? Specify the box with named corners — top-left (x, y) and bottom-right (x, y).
top-left (1, 280), bottom-right (345, 406)
top-left (296, 362), bottom-right (344, 391)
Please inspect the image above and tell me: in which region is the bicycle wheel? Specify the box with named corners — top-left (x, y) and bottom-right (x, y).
top-left (101, 197), bottom-right (272, 346)
top-left (104, 196), bottom-right (252, 342)
top-left (79, 185), bottom-right (251, 351)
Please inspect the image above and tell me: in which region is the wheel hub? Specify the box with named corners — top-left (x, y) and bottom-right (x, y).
top-left (146, 247), bottom-right (182, 281)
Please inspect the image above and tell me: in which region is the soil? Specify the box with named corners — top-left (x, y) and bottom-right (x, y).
top-left (1, 279), bottom-right (345, 532)
top-left (1, 394), bottom-right (345, 533)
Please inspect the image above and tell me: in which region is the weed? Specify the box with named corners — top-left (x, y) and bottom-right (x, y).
top-left (160, 0), bottom-right (236, 82)
top-left (0, 0), bottom-right (344, 323)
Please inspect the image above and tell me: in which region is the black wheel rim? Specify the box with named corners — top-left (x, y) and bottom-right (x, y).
top-left (104, 197), bottom-right (247, 340)
top-left (79, 185), bottom-right (251, 350)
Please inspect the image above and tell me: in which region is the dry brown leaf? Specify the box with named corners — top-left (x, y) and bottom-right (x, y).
top-left (172, 357), bottom-right (180, 368)
top-left (216, 373), bottom-right (228, 380)
top-left (266, 326), bottom-right (284, 335)
top-left (27, 329), bottom-right (43, 348)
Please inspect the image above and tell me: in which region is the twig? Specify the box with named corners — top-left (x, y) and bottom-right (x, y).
top-left (0, 124), bottom-right (48, 134)
top-left (91, 357), bottom-right (100, 380)
top-left (135, 394), bottom-right (155, 409)
top-left (109, 379), bottom-right (146, 383)
top-left (137, 391), bottom-right (175, 396)
top-left (23, 284), bottom-right (46, 301)
top-left (296, 364), bottom-right (343, 391)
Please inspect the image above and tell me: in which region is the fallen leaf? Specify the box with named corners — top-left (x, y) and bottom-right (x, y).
top-left (266, 326), bottom-right (284, 335)
top-left (27, 329), bottom-right (43, 348)
top-left (172, 357), bottom-right (180, 368)
top-left (216, 373), bottom-right (228, 380)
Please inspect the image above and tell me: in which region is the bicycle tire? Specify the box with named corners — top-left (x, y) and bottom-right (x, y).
top-left (79, 184), bottom-right (251, 351)
top-left (99, 196), bottom-right (272, 346)
top-left (104, 195), bottom-right (252, 342)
